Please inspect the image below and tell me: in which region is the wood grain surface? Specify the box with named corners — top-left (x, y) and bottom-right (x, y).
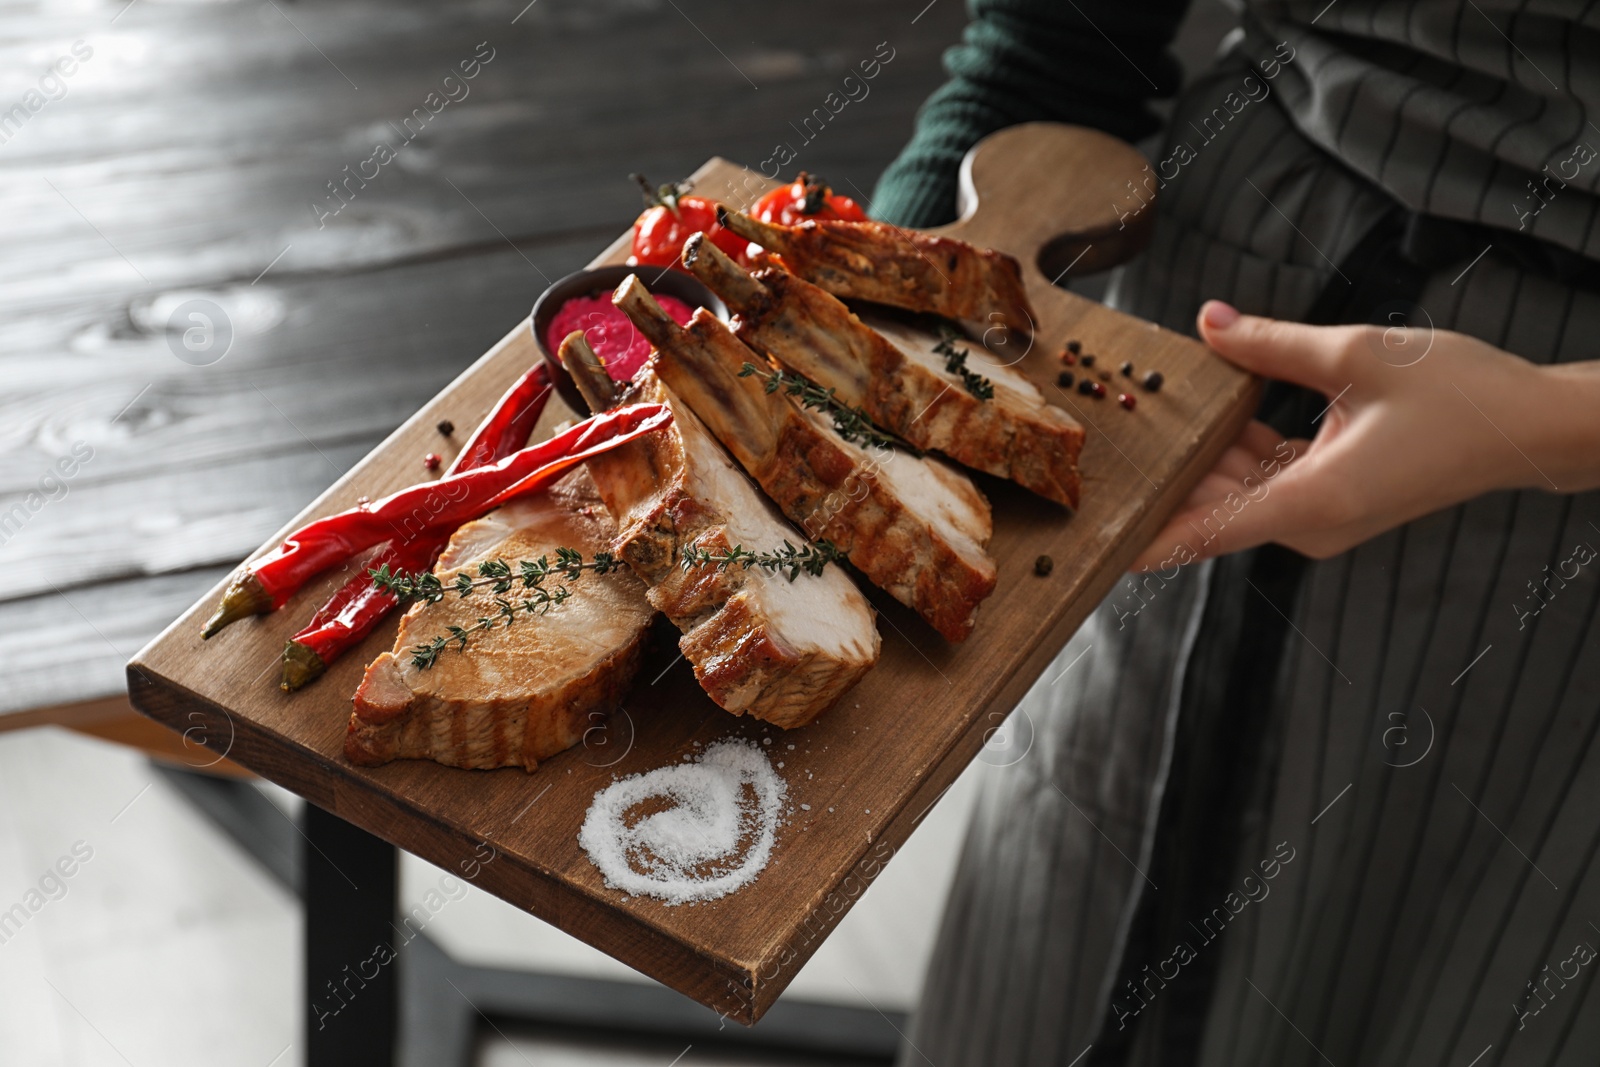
top-left (0, 0), bottom-right (965, 722)
top-left (128, 125), bottom-right (1257, 1023)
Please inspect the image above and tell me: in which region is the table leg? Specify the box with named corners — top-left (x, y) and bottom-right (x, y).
top-left (303, 803), bottom-right (398, 1067)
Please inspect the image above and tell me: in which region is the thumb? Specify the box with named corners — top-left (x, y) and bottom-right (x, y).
top-left (1156, 463), bottom-right (1322, 564)
top-left (1197, 301), bottom-right (1357, 396)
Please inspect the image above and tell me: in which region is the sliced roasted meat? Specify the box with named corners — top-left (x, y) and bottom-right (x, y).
top-left (718, 207), bottom-right (1036, 334)
top-left (684, 237), bottom-right (1084, 508)
top-left (346, 470), bottom-right (654, 771)
top-left (558, 332), bottom-right (879, 730)
top-left (613, 275), bottom-right (997, 642)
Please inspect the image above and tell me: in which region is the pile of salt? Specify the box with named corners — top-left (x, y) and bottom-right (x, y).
top-left (578, 739), bottom-right (787, 905)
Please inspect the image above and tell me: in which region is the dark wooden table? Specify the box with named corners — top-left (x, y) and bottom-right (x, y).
top-left (0, 1), bottom-right (964, 1062)
top-left (0, 0), bottom-right (965, 726)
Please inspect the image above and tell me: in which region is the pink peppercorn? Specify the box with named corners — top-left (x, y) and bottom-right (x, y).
top-left (423, 452), bottom-right (441, 471)
top-left (1119, 392), bottom-right (1136, 410)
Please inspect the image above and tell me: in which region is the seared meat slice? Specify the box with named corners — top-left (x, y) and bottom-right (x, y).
top-left (684, 237), bottom-right (1084, 508)
top-left (613, 275), bottom-right (996, 643)
top-left (718, 208), bottom-right (1036, 335)
top-left (557, 334), bottom-right (879, 730)
top-left (346, 471), bottom-right (654, 771)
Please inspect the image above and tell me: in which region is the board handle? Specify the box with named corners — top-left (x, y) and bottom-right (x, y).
top-left (932, 122), bottom-right (1155, 288)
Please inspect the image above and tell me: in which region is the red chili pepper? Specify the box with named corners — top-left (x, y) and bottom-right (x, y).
top-left (449, 363), bottom-right (553, 473)
top-left (280, 532), bottom-right (442, 688)
top-left (750, 172), bottom-right (867, 227)
top-left (201, 401), bottom-right (672, 639)
top-left (280, 365), bottom-right (553, 688)
top-left (627, 174), bottom-right (749, 268)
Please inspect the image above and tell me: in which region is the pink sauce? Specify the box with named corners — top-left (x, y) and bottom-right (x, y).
top-left (546, 292), bottom-right (694, 384)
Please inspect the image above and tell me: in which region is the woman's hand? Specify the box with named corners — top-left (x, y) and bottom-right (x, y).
top-left (1131, 301), bottom-right (1600, 572)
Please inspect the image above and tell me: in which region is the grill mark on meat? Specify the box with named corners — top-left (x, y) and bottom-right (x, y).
top-left (618, 277), bottom-right (997, 643)
top-left (345, 470), bottom-right (654, 771)
top-left (685, 236), bottom-right (1083, 508)
top-left (577, 341), bottom-right (879, 729)
top-left (719, 209), bottom-right (1036, 335)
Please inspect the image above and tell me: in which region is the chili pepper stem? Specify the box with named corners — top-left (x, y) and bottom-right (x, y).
top-left (201, 573), bottom-right (272, 638)
top-left (280, 640), bottom-right (328, 691)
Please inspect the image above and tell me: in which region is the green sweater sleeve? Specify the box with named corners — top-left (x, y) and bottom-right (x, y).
top-left (872, 0), bottom-right (1191, 227)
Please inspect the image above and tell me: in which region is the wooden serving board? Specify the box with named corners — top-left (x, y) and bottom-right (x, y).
top-left (128, 123), bottom-right (1257, 1024)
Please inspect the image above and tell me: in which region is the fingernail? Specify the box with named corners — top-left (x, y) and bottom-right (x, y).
top-left (1202, 301), bottom-right (1240, 330)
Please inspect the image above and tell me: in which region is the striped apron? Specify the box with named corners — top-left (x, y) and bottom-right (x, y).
top-left (901, 4), bottom-right (1600, 1064)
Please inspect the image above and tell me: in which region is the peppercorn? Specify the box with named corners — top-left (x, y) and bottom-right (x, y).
top-left (1059, 349), bottom-right (1077, 366)
top-left (1034, 554), bottom-right (1054, 577)
top-left (423, 452), bottom-right (441, 471)
top-left (1057, 370), bottom-right (1074, 388)
top-left (1077, 379), bottom-right (1096, 396)
top-left (1098, 370), bottom-right (1111, 381)
top-left (1142, 370), bottom-right (1164, 392)
top-left (1066, 340), bottom-right (1081, 355)
top-left (1080, 353), bottom-right (1096, 368)
top-left (1089, 381), bottom-right (1106, 398)
top-left (1119, 361), bottom-right (1133, 377)
top-left (1119, 392), bottom-right (1137, 410)
top-left (436, 419), bottom-right (455, 436)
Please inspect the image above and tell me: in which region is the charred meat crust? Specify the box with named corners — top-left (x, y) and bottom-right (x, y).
top-left (634, 289), bottom-right (995, 642)
top-left (583, 360), bottom-right (879, 729)
top-left (757, 402), bottom-right (997, 642)
top-left (688, 242), bottom-right (1082, 507)
top-left (346, 634), bottom-right (645, 770)
top-left (345, 474), bottom-right (655, 771)
top-left (719, 209), bottom-right (1036, 335)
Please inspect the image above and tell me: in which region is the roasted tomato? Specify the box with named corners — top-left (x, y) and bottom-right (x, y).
top-left (627, 175), bottom-right (748, 267)
top-left (751, 172), bottom-right (868, 226)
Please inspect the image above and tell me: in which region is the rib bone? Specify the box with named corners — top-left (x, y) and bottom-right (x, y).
top-left (719, 207), bottom-right (1036, 334)
top-left (559, 330), bottom-right (878, 728)
top-left (613, 272), bottom-right (997, 642)
top-left (684, 237), bottom-right (1083, 508)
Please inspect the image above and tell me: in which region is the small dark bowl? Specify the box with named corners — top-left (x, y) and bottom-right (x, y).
top-left (530, 264), bottom-right (727, 414)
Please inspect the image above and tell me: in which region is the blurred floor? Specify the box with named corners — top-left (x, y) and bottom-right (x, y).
top-left (475, 1031), bottom-right (880, 1066)
top-left (0, 725), bottom-right (982, 1065)
top-left (0, 728), bottom-right (298, 1066)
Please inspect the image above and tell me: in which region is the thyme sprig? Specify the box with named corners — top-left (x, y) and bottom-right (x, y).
top-left (373, 551), bottom-right (626, 669)
top-left (934, 326), bottom-right (995, 401)
top-left (404, 591), bottom-right (573, 669)
top-left (681, 539), bottom-right (847, 582)
top-left (739, 362), bottom-right (915, 453)
top-left (372, 550), bottom-right (625, 606)
top-left (373, 540), bottom-right (843, 670)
